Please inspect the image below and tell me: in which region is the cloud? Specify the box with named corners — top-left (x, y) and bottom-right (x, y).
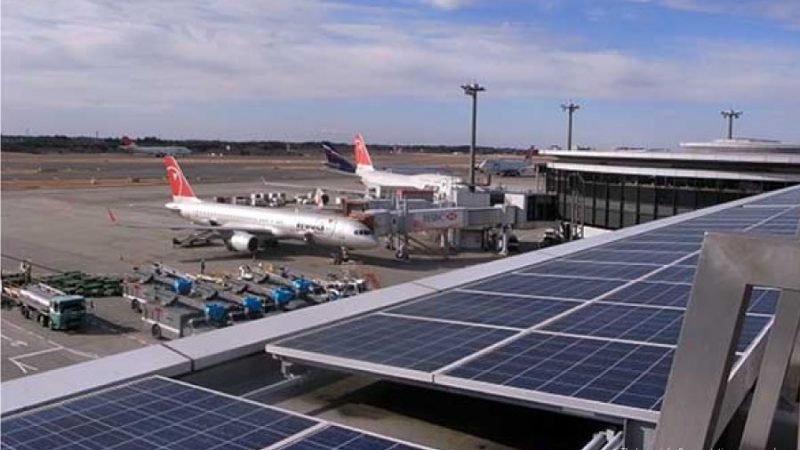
top-left (2, 0), bottom-right (799, 137)
top-left (422, 0), bottom-right (475, 10)
top-left (641, 0), bottom-right (800, 28)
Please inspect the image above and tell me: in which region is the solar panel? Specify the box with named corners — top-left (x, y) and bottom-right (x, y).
top-left (279, 425), bottom-right (428, 450)
top-left (386, 291), bottom-right (581, 329)
top-left (275, 314), bottom-right (516, 372)
top-left (444, 332), bottom-right (674, 411)
top-left (603, 282), bottom-right (691, 307)
top-left (517, 260), bottom-right (659, 280)
top-left (542, 303), bottom-right (770, 351)
top-left (746, 207), bottom-right (800, 236)
top-left (749, 288), bottom-right (781, 315)
top-left (606, 281), bottom-right (780, 315)
top-left (600, 241), bottom-right (700, 254)
top-left (1, 377), bottom-right (318, 450)
top-left (748, 190), bottom-right (800, 206)
top-left (1, 377), bottom-right (432, 450)
top-left (626, 232), bottom-right (706, 244)
top-left (564, 249), bottom-right (686, 265)
top-left (644, 266), bottom-right (697, 284)
top-left (465, 273), bottom-right (625, 300)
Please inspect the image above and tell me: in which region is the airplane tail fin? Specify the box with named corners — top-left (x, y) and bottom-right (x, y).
top-left (321, 142), bottom-right (356, 174)
top-left (353, 133), bottom-right (374, 171)
top-left (163, 156), bottom-right (198, 202)
top-left (121, 136), bottom-right (135, 148)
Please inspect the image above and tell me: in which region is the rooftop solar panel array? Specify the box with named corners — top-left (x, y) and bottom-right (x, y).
top-left (0, 377), bottom-right (431, 450)
top-left (269, 187), bottom-right (800, 423)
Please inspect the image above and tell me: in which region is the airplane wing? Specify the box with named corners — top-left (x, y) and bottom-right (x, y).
top-left (260, 178), bottom-right (365, 196)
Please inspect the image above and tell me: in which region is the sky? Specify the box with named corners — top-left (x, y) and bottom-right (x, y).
top-left (2, 0), bottom-right (799, 148)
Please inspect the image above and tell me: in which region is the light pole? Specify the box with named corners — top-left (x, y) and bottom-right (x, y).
top-left (462, 82), bottom-right (485, 191)
top-left (561, 102), bottom-right (580, 150)
top-left (720, 109), bottom-right (742, 139)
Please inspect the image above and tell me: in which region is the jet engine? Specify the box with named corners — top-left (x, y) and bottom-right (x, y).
top-left (227, 232), bottom-right (258, 252)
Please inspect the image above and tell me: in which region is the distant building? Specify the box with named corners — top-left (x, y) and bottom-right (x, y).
top-left (679, 137), bottom-right (800, 154)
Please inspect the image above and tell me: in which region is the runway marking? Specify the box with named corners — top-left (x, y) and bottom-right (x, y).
top-left (1, 318), bottom-right (99, 376)
top-left (0, 334), bottom-right (29, 347)
top-left (9, 359), bottom-right (38, 375)
top-left (10, 347), bottom-right (63, 360)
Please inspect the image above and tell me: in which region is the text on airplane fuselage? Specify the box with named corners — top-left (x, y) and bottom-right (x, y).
top-left (296, 223), bottom-right (325, 232)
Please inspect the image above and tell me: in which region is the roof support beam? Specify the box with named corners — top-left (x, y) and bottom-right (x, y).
top-left (654, 233), bottom-right (800, 449)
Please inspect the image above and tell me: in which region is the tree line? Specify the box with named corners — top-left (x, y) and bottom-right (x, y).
top-left (1, 135), bottom-right (523, 155)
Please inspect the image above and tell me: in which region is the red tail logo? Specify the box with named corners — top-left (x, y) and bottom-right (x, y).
top-left (121, 136), bottom-right (134, 147)
top-left (163, 156), bottom-right (196, 199)
top-left (353, 133), bottom-right (373, 167)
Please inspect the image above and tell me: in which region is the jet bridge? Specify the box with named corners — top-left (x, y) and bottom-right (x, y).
top-left (364, 205), bottom-right (516, 256)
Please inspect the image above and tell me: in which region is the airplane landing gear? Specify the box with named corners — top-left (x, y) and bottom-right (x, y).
top-left (395, 239), bottom-right (409, 260)
top-left (332, 246), bottom-right (351, 265)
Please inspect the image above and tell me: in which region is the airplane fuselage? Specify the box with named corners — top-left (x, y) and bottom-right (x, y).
top-left (127, 146), bottom-right (192, 156)
top-left (167, 200), bottom-right (378, 249)
top-left (357, 168), bottom-right (462, 192)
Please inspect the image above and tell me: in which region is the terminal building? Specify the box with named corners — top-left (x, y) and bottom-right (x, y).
top-left (2, 185), bottom-right (799, 450)
top-left (541, 147), bottom-right (800, 229)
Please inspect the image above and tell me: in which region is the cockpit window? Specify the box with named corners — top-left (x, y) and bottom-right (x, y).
top-left (354, 229), bottom-right (373, 236)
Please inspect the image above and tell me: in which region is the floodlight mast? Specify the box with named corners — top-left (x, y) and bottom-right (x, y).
top-left (561, 102), bottom-right (580, 150)
top-left (462, 82), bottom-right (485, 191)
top-left (720, 108), bottom-right (742, 139)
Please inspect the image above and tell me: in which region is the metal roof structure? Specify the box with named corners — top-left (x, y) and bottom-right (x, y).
top-left (546, 162), bottom-right (800, 182)
top-left (539, 149), bottom-right (800, 165)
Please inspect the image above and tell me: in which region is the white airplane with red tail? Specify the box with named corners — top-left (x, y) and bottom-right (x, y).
top-left (110, 157), bottom-right (378, 253)
top-left (352, 133), bottom-right (463, 192)
top-left (119, 136), bottom-right (191, 157)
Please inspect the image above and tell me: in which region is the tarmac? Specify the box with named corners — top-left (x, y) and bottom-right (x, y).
top-left (1, 152), bottom-right (574, 450)
top-left (1, 154), bottom-right (546, 378)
